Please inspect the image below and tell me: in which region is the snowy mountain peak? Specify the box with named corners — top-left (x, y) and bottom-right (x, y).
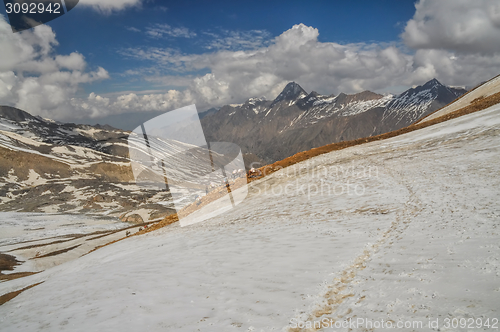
top-left (383, 78), bottom-right (462, 125)
top-left (246, 97), bottom-right (267, 105)
top-left (271, 82), bottom-right (307, 106)
top-left (398, 78), bottom-right (446, 99)
top-left (296, 91), bottom-right (324, 108)
top-left (422, 78), bottom-right (443, 89)
top-left (201, 79), bottom-right (467, 163)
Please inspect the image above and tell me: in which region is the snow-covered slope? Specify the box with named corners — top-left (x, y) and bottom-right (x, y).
top-left (1, 104), bottom-right (499, 331)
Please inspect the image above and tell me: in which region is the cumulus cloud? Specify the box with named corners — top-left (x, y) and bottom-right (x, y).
top-left (55, 53), bottom-right (87, 71)
top-left (0, 15), bottom-right (109, 119)
top-left (78, 0), bottom-right (143, 14)
top-left (119, 24), bottom-right (415, 104)
top-left (409, 49), bottom-right (500, 87)
top-left (71, 90), bottom-right (195, 118)
top-left (92, 20), bottom-right (500, 118)
top-left (3, 0), bottom-right (500, 123)
top-left (402, 0), bottom-right (500, 54)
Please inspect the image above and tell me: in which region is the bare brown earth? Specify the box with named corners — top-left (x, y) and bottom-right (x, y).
top-left (0, 272), bottom-right (40, 281)
top-left (0, 253), bottom-right (21, 272)
top-left (0, 282), bottom-right (44, 306)
top-left (0, 146), bottom-right (72, 181)
top-left (88, 162), bottom-right (134, 182)
top-left (0, 253), bottom-right (39, 282)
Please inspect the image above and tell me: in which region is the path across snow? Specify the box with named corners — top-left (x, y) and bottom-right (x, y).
top-left (1, 105), bottom-right (499, 331)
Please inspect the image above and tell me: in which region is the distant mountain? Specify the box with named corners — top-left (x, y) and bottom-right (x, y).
top-left (0, 106), bottom-right (174, 220)
top-left (201, 79), bottom-right (467, 164)
top-left (382, 78), bottom-right (467, 127)
top-left (0, 106), bottom-right (128, 157)
top-left (198, 107), bottom-right (220, 119)
top-left (0, 78), bottom-right (468, 214)
top-left (270, 82), bottom-right (307, 106)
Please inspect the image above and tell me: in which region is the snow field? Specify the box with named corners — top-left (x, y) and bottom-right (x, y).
top-left (0, 105), bottom-right (499, 331)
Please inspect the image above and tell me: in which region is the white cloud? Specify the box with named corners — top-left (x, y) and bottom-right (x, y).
top-left (126, 27), bottom-right (141, 33)
top-left (155, 6), bottom-right (168, 12)
top-left (402, 0), bottom-right (500, 54)
top-left (55, 53), bottom-right (87, 71)
top-left (118, 47), bottom-right (208, 73)
top-left (146, 24), bottom-right (197, 39)
top-left (202, 30), bottom-right (272, 50)
top-left (0, 15), bottom-right (109, 119)
top-left (409, 49), bottom-right (500, 87)
top-left (78, 0), bottom-right (143, 14)
top-left (119, 25), bottom-right (413, 100)
top-left (143, 75), bottom-right (198, 87)
top-left (109, 21), bottom-right (500, 116)
top-left (3, 0), bottom-right (500, 123)
top-left (71, 89), bottom-right (195, 118)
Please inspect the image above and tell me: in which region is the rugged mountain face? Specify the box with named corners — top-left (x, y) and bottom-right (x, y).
top-left (0, 106), bottom-right (174, 220)
top-left (270, 82), bottom-right (307, 106)
top-left (0, 106), bottom-right (130, 157)
top-left (201, 79), bottom-right (467, 164)
top-left (382, 78), bottom-right (466, 128)
top-left (198, 107), bottom-right (220, 119)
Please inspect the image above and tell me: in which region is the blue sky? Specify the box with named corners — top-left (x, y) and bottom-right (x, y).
top-left (46, 0), bottom-right (416, 96)
top-left (1, 0), bottom-right (500, 128)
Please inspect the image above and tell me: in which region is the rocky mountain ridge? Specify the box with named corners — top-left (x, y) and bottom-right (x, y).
top-left (201, 79), bottom-right (467, 163)
top-left (0, 106), bottom-right (174, 221)
top-left (0, 78), bottom-right (467, 214)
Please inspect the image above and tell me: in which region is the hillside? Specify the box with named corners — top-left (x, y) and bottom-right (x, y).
top-left (0, 78), bottom-right (466, 217)
top-left (0, 106), bottom-right (174, 222)
top-left (1, 97), bottom-right (499, 331)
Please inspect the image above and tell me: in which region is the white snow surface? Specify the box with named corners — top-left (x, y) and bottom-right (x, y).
top-left (1, 105), bottom-right (500, 331)
top-left (0, 213), bottom-right (127, 247)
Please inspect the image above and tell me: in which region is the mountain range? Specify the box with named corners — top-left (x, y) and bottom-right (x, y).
top-left (0, 78), bottom-right (466, 216)
top-left (0, 106), bottom-right (174, 220)
top-left (201, 78), bottom-right (466, 164)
